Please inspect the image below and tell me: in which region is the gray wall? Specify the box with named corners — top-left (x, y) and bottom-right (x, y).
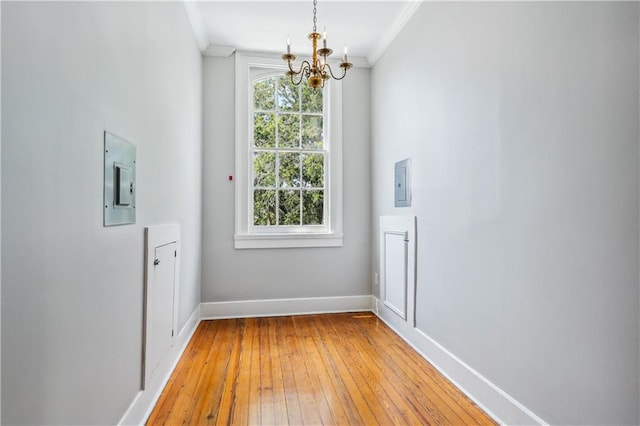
top-left (202, 56), bottom-right (371, 302)
top-left (371, 2), bottom-right (639, 424)
top-left (1, 2), bottom-right (202, 424)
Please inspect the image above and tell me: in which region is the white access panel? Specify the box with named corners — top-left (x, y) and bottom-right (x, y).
top-left (143, 224), bottom-right (180, 389)
top-left (383, 231), bottom-right (408, 318)
top-left (379, 216), bottom-right (417, 325)
top-left (147, 242), bottom-right (176, 381)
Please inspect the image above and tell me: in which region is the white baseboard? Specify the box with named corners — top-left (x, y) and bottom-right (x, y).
top-left (201, 295), bottom-right (373, 319)
top-left (118, 305), bottom-right (201, 426)
top-left (373, 298), bottom-right (547, 426)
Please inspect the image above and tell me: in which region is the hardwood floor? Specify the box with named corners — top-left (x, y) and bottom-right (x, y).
top-left (147, 313), bottom-right (496, 425)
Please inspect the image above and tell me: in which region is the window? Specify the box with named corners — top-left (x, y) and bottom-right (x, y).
top-left (252, 75), bottom-right (325, 228)
top-left (235, 53), bottom-right (343, 249)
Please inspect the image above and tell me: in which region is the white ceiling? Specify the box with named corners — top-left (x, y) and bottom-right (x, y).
top-left (188, 1), bottom-right (421, 66)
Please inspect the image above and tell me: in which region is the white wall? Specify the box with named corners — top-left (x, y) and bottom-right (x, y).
top-left (202, 56), bottom-right (371, 302)
top-left (1, 2), bottom-right (202, 424)
top-left (372, 2), bottom-right (639, 424)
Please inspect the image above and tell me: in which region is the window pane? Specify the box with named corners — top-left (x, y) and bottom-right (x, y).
top-left (277, 113), bottom-right (300, 148)
top-left (302, 153), bottom-right (324, 188)
top-left (254, 189), bottom-right (276, 225)
top-left (302, 115), bottom-right (323, 149)
top-left (279, 152), bottom-right (300, 188)
top-left (303, 190), bottom-right (324, 225)
top-left (253, 151), bottom-right (275, 187)
top-left (277, 77), bottom-right (299, 111)
top-left (254, 78), bottom-right (275, 110)
top-left (254, 112), bottom-right (275, 147)
top-left (279, 190), bottom-right (301, 225)
top-left (302, 83), bottom-right (323, 113)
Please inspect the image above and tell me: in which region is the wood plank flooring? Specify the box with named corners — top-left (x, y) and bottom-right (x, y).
top-left (147, 313), bottom-right (496, 425)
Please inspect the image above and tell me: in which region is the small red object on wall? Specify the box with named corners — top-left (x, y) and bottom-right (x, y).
top-left (228, 175), bottom-right (233, 181)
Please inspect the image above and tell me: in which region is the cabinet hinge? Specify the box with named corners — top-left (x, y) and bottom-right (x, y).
top-left (174, 250), bottom-right (177, 257)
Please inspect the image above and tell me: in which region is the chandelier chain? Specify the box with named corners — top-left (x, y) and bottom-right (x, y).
top-left (312, 0), bottom-right (317, 32)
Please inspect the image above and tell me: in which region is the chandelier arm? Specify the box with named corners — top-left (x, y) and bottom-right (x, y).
top-left (287, 59), bottom-right (310, 76)
top-left (289, 61), bottom-right (312, 86)
top-left (301, 60), bottom-right (312, 74)
top-left (291, 71), bottom-right (305, 86)
top-left (324, 63), bottom-right (348, 81)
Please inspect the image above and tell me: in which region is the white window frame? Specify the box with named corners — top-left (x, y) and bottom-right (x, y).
top-left (234, 52), bottom-right (343, 249)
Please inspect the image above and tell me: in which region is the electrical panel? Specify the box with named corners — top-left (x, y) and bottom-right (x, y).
top-left (104, 131), bottom-right (136, 226)
top-left (394, 158), bottom-right (411, 208)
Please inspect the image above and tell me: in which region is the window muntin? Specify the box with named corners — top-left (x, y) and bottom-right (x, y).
top-left (250, 75), bottom-right (327, 231)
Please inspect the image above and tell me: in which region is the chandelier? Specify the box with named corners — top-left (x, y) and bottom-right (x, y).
top-left (281, 0), bottom-right (352, 89)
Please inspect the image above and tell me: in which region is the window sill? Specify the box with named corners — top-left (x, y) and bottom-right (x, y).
top-left (234, 233), bottom-right (344, 249)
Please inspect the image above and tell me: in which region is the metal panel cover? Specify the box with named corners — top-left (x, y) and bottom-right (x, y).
top-left (394, 158), bottom-right (411, 207)
top-left (104, 132), bottom-right (136, 226)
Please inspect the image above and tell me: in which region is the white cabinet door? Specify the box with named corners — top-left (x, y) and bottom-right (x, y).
top-left (379, 216), bottom-right (416, 326)
top-left (147, 241), bottom-right (177, 381)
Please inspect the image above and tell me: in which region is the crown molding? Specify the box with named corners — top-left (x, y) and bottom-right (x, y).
top-left (366, 0), bottom-right (423, 66)
top-left (204, 47), bottom-right (369, 68)
top-left (234, 50), bottom-right (370, 69)
top-left (204, 45), bottom-right (237, 58)
top-left (182, 1), bottom-right (210, 52)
